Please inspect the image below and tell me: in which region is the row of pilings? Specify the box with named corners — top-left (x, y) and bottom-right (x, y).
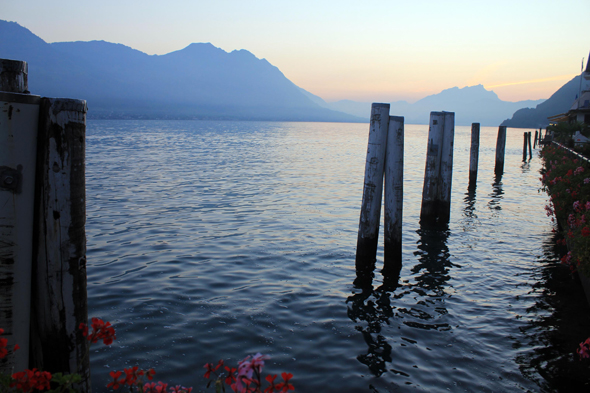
top-left (354, 103), bottom-right (539, 284)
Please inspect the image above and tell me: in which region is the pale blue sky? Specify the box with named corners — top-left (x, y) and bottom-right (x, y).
top-left (2, 0), bottom-right (588, 102)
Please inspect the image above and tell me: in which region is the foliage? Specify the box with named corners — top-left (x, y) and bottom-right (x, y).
top-left (546, 121), bottom-right (590, 146)
top-left (203, 355), bottom-right (294, 393)
top-left (540, 144), bottom-right (590, 276)
top-left (0, 321), bottom-right (293, 393)
top-left (540, 143), bottom-right (590, 363)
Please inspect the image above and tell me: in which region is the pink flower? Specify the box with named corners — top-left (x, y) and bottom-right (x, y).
top-left (574, 166), bottom-right (585, 175)
top-left (577, 338), bottom-right (590, 360)
top-left (586, 201), bottom-right (590, 211)
top-left (585, 178), bottom-right (590, 184)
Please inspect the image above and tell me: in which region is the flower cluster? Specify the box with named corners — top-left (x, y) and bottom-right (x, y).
top-left (0, 328), bottom-right (19, 359)
top-left (80, 317), bottom-right (116, 345)
top-left (204, 354), bottom-right (294, 393)
top-left (578, 338), bottom-right (590, 360)
top-left (540, 145), bottom-right (590, 275)
top-left (10, 369), bottom-right (52, 393)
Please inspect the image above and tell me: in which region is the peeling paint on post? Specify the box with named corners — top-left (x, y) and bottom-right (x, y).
top-left (383, 116), bottom-right (404, 274)
top-left (355, 103), bottom-right (390, 276)
top-left (0, 90), bottom-right (40, 373)
top-left (494, 126), bottom-right (507, 176)
top-left (0, 59), bottom-right (28, 94)
top-left (30, 98), bottom-right (90, 391)
top-left (469, 123), bottom-right (480, 188)
top-left (420, 111), bottom-right (455, 228)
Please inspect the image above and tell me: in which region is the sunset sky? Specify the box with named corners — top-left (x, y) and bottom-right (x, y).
top-left (3, 0), bottom-right (589, 103)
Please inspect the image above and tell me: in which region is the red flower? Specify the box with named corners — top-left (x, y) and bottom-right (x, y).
top-left (107, 370), bottom-right (123, 390)
top-left (276, 372), bottom-right (294, 393)
top-left (80, 318), bottom-right (116, 345)
top-left (264, 375), bottom-right (278, 393)
top-left (224, 366), bottom-right (237, 385)
top-left (582, 227), bottom-right (590, 237)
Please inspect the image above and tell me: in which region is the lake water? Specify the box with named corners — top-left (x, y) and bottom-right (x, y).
top-left (85, 120), bottom-right (590, 392)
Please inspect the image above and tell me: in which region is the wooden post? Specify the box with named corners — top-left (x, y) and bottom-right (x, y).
top-left (0, 89), bottom-right (40, 373)
top-left (522, 132), bottom-right (527, 161)
top-left (383, 116), bottom-right (403, 273)
top-left (355, 103), bottom-right (390, 273)
top-left (468, 123), bottom-right (480, 188)
top-left (527, 132), bottom-right (533, 159)
top-left (0, 59), bottom-right (28, 93)
top-left (494, 126), bottom-right (507, 176)
top-left (420, 111), bottom-right (455, 227)
top-left (534, 130), bottom-right (538, 149)
top-left (30, 98), bottom-right (90, 390)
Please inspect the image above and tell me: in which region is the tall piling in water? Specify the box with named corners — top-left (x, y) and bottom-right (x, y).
top-left (495, 126), bottom-right (507, 176)
top-left (527, 132), bottom-right (533, 159)
top-left (356, 103), bottom-right (390, 272)
top-left (29, 98), bottom-right (90, 390)
top-left (420, 111), bottom-right (455, 227)
top-left (468, 123), bottom-right (480, 188)
top-left (383, 116), bottom-right (404, 273)
top-left (0, 59), bottom-right (39, 373)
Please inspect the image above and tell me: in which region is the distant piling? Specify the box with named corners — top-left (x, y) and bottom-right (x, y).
top-left (494, 126), bottom-right (507, 176)
top-left (383, 116), bottom-right (404, 273)
top-left (356, 103), bottom-right (390, 271)
top-left (534, 130), bottom-right (538, 149)
top-left (420, 111), bottom-right (455, 227)
top-left (522, 132), bottom-right (527, 161)
top-left (469, 123), bottom-right (480, 188)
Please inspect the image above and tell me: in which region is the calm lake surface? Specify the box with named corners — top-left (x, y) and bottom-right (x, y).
top-left (85, 120), bottom-right (590, 392)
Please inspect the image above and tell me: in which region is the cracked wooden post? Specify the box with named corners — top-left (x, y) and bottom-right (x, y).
top-left (469, 123), bottom-right (480, 188)
top-left (383, 116), bottom-right (404, 274)
top-left (0, 59), bottom-right (28, 94)
top-left (494, 126), bottom-right (507, 176)
top-left (355, 103), bottom-right (390, 275)
top-left (0, 60), bottom-right (39, 372)
top-left (30, 98), bottom-right (90, 391)
top-left (420, 111), bottom-right (455, 227)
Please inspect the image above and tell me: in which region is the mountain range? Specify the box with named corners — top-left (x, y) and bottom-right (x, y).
top-left (501, 75), bottom-right (583, 128)
top-left (0, 20), bottom-right (566, 126)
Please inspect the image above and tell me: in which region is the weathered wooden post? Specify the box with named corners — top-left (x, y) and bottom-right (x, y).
top-left (29, 98), bottom-right (90, 390)
top-left (0, 60), bottom-right (39, 372)
top-left (469, 123), bottom-right (480, 188)
top-left (420, 111), bottom-right (455, 227)
top-left (383, 116), bottom-right (404, 273)
top-left (527, 132), bottom-right (533, 159)
top-left (534, 130), bottom-right (538, 149)
top-left (355, 103), bottom-right (390, 274)
top-left (0, 59), bottom-right (28, 94)
top-left (494, 126), bottom-right (507, 176)
top-left (522, 132), bottom-right (527, 161)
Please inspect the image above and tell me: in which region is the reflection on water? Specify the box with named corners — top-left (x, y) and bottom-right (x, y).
top-left (488, 175), bottom-right (504, 212)
top-left (517, 234), bottom-right (590, 390)
top-left (349, 225), bottom-right (456, 378)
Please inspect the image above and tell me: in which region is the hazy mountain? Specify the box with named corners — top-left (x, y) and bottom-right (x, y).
top-left (0, 20), bottom-right (363, 122)
top-left (501, 75), bottom-right (582, 128)
top-left (326, 85), bottom-right (545, 126)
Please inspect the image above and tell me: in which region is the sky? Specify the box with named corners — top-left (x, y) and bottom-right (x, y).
top-left (2, 0), bottom-right (589, 103)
